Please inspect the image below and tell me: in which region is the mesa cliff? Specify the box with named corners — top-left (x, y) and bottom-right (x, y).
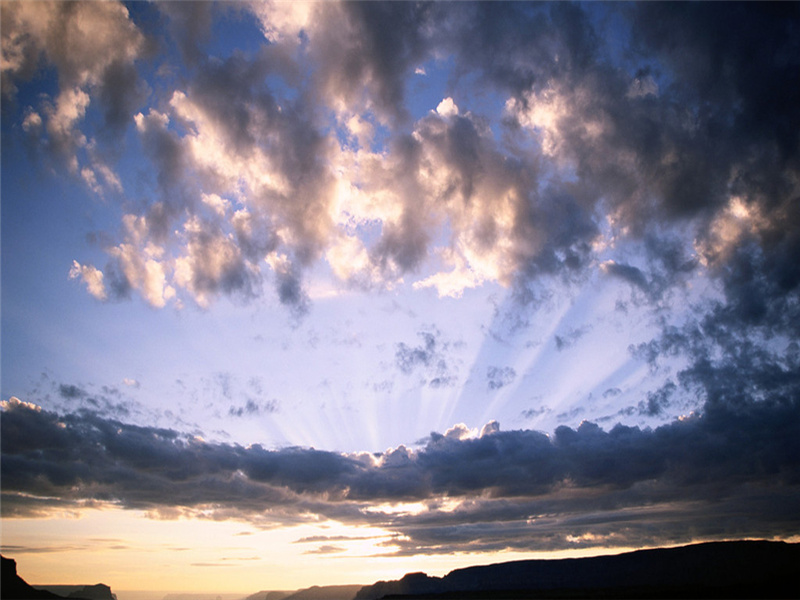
top-left (1, 556), bottom-right (115, 600)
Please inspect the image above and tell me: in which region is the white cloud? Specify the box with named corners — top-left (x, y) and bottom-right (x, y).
top-left (109, 243), bottom-right (174, 308)
top-left (435, 97), bottom-right (459, 117)
top-left (69, 260), bottom-right (107, 301)
top-left (201, 193), bottom-right (230, 218)
top-left (249, 0), bottom-right (312, 44)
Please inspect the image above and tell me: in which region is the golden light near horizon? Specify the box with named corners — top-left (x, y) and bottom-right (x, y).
top-left (5, 505), bottom-right (644, 595)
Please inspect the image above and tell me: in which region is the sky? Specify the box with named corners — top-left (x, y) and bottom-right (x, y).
top-left (2, 0), bottom-right (800, 595)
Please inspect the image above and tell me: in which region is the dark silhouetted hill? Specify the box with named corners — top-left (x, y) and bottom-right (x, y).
top-left (1, 556), bottom-right (116, 600)
top-left (354, 574), bottom-right (441, 600)
top-left (33, 586), bottom-right (115, 600)
top-left (355, 541), bottom-right (800, 599)
top-left (242, 590), bottom-right (294, 600)
top-left (241, 586), bottom-right (362, 600)
top-left (283, 585), bottom-right (365, 600)
top-left (1, 556), bottom-right (63, 600)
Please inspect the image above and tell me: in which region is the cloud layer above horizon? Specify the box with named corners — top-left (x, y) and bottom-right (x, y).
top-left (2, 0), bottom-right (800, 556)
top-left (3, 394), bottom-right (799, 554)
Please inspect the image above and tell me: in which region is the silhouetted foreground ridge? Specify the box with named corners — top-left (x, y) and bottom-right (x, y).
top-left (355, 541), bottom-right (799, 599)
top-left (1, 556), bottom-right (115, 600)
top-left (4, 541), bottom-right (799, 600)
top-left (244, 586), bottom-right (366, 600)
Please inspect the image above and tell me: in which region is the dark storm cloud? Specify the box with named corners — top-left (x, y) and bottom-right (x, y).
top-left (704, 229), bottom-right (800, 341)
top-left (335, 0), bottom-right (798, 312)
top-left (630, 3), bottom-right (800, 169)
top-left (483, 2), bottom-right (800, 290)
top-left (5, 377), bottom-right (798, 550)
top-left (360, 104), bottom-right (600, 294)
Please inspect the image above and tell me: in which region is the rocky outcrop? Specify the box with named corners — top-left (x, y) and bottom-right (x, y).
top-left (0, 556), bottom-right (116, 600)
top-left (1, 556), bottom-right (63, 600)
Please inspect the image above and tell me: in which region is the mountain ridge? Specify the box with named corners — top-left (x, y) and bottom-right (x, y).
top-left (1, 556), bottom-right (115, 600)
top-left (355, 540), bottom-right (799, 600)
top-left (5, 541), bottom-right (799, 600)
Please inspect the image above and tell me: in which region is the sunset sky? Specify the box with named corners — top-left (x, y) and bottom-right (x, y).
top-left (2, 1), bottom-right (800, 596)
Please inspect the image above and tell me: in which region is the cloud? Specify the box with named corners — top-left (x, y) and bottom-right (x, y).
top-left (157, 1), bottom-right (216, 65)
top-left (520, 405), bottom-right (550, 420)
top-left (1, 2), bottom-right (144, 91)
top-left (2, 1), bottom-right (146, 188)
top-left (0, 2), bottom-right (789, 318)
top-left (69, 259), bottom-right (105, 298)
top-left (395, 329), bottom-right (458, 388)
top-left (303, 545), bottom-right (347, 555)
top-left (395, 331), bottom-right (438, 375)
top-left (229, 399), bottom-right (278, 418)
top-left (54, 3), bottom-right (611, 312)
top-left (58, 384), bottom-right (88, 400)
top-left (6, 357), bottom-right (798, 549)
top-left (600, 261), bottom-right (649, 294)
top-left (307, 2), bottom-right (437, 122)
top-left (174, 216), bottom-right (261, 308)
top-left (294, 534), bottom-right (376, 544)
top-left (638, 381), bottom-right (677, 417)
top-left (486, 366), bottom-right (516, 390)
top-left (68, 42), bottom-right (334, 313)
top-left (444, 3), bottom-right (598, 101)
top-left (553, 325), bottom-right (591, 352)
